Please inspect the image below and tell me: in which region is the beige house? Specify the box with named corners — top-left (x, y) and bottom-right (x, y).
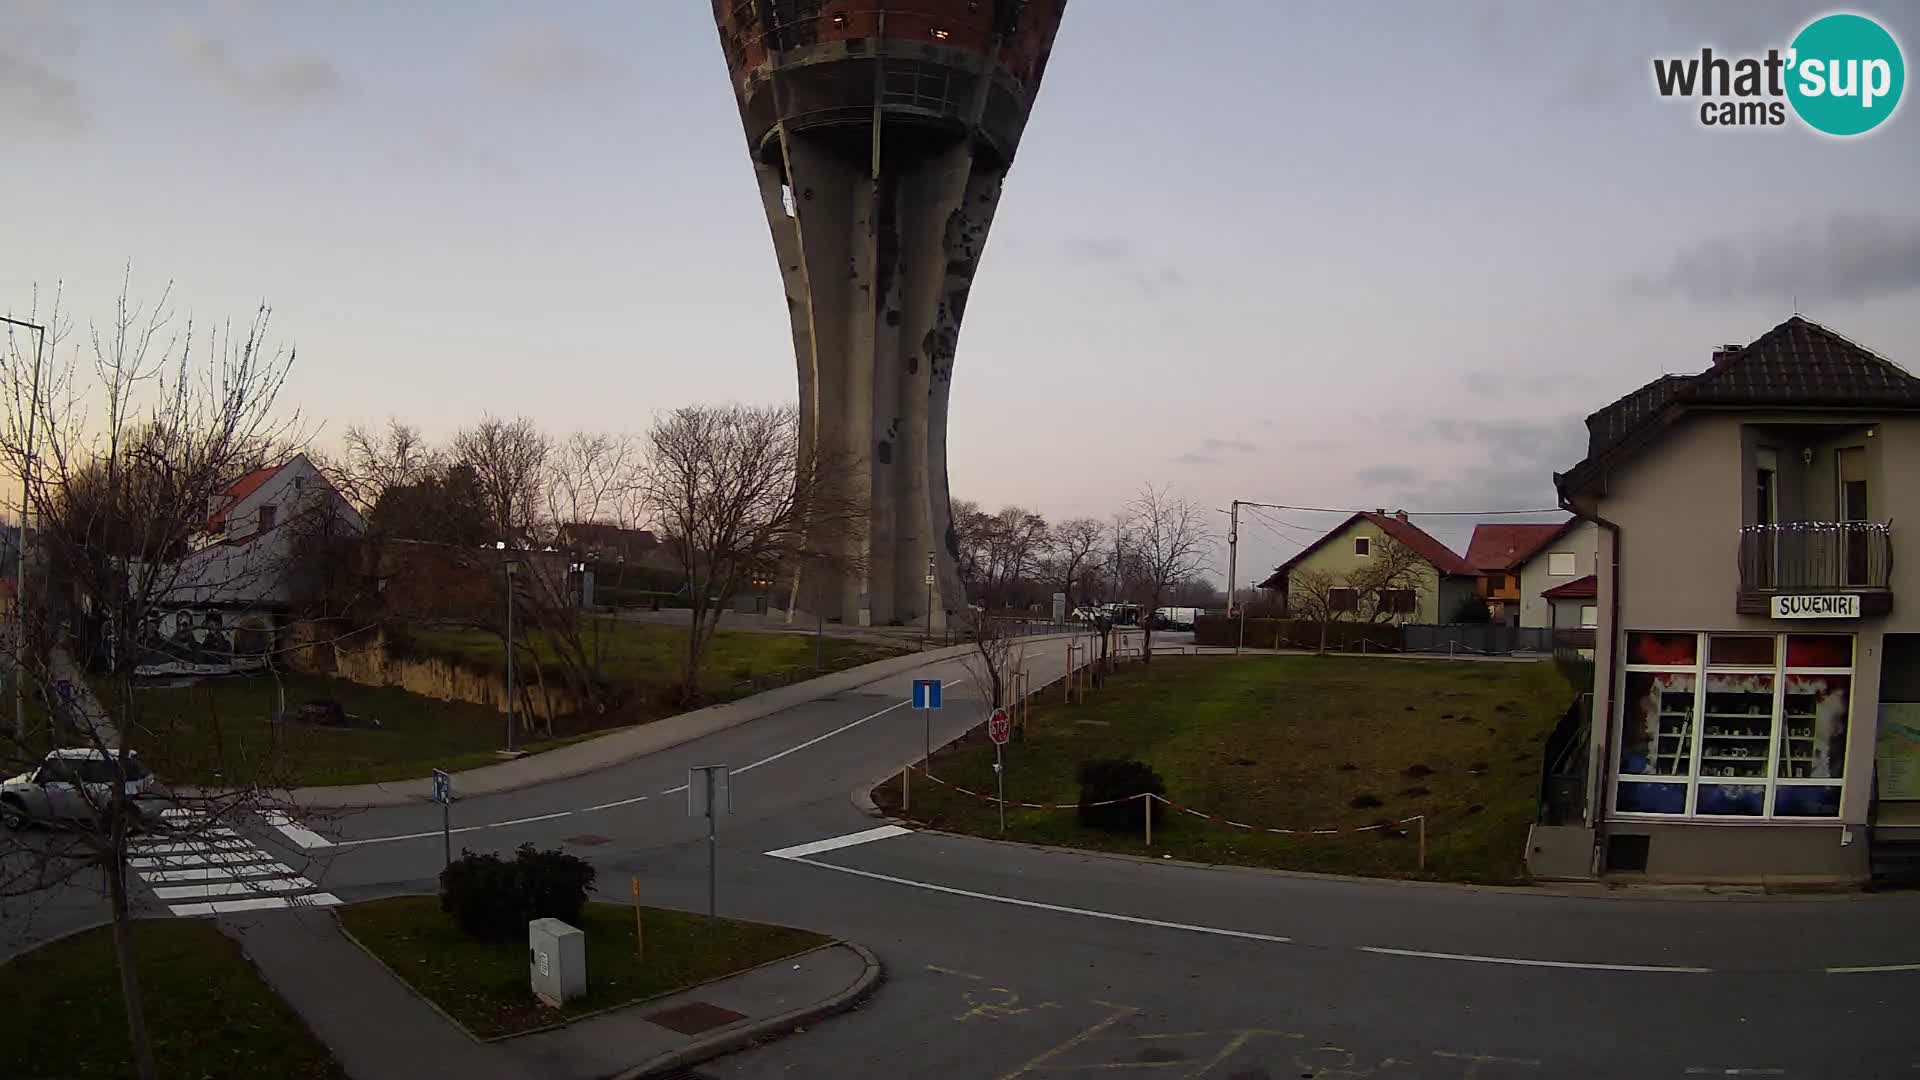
top-left (1258, 510), bottom-right (1478, 624)
top-left (1514, 519), bottom-right (1600, 631)
top-left (1544, 317), bottom-right (1920, 884)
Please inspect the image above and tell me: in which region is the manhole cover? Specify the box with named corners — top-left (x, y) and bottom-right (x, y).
top-left (562, 834), bottom-right (611, 846)
top-left (645, 1001), bottom-right (748, 1035)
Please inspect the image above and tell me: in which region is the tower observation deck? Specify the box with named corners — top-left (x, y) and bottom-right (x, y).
top-left (713, 1), bottom-right (1067, 628)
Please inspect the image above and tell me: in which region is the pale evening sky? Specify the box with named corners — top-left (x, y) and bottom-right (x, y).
top-left (3, 0), bottom-right (1917, 580)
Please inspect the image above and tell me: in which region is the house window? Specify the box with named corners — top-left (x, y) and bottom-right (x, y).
top-left (1354, 537), bottom-right (1370, 557)
top-left (1579, 605), bottom-right (1597, 629)
top-left (1614, 631), bottom-right (1851, 820)
top-left (1548, 552), bottom-right (1576, 577)
top-left (1377, 589), bottom-right (1416, 614)
top-left (1486, 573), bottom-right (1505, 591)
top-left (1328, 587), bottom-right (1357, 612)
top-left (293, 474), bottom-right (307, 491)
top-left (258, 505), bottom-right (277, 531)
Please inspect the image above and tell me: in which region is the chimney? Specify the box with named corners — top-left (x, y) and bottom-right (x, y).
top-left (1395, 510), bottom-right (1410, 523)
top-left (1711, 343), bottom-right (1743, 368)
top-left (1373, 508), bottom-right (1387, 516)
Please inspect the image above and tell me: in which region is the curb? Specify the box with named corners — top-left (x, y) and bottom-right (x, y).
top-left (610, 941), bottom-right (884, 1080)
top-left (286, 633), bottom-right (1085, 809)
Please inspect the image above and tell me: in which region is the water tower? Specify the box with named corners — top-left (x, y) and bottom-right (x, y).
top-left (713, 1), bottom-right (1068, 628)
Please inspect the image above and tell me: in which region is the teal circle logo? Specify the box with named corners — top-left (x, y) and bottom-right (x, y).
top-left (1787, 13), bottom-right (1904, 136)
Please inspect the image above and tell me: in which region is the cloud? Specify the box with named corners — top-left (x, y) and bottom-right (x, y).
top-left (1171, 451), bottom-right (1221, 466)
top-left (173, 28), bottom-right (344, 105)
top-left (481, 20), bottom-right (620, 93)
top-left (1622, 212), bottom-right (1920, 308)
top-left (1414, 414), bottom-right (1587, 468)
top-left (1355, 464), bottom-right (1418, 488)
top-left (1293, 438), bottom-right (1338, 451)
top-left (0, 51), bottom-right (90, 136)
top-left (1200, 438), bottom-right (1257, 454)
top-left (1064, 235), bottom-right (1187, 297)
top-left (1462, 369), bottom-right (1595, 401)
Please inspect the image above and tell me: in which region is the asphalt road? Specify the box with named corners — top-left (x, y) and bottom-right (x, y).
top-left (14, 634), bottom-right (1920, 1077)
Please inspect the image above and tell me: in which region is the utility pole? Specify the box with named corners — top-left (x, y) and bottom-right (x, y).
top-left (922, 550), bottom-right (934, 650)
top-left (1225, 501), bottom-right (1239, 655)
top-left (3, 317), bottom-right (46, 740)
top-left (504, 557), bottom-right (517, 754)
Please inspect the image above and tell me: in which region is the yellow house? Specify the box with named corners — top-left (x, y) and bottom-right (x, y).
top-left (1258, 510), bottom-right (1479, 624)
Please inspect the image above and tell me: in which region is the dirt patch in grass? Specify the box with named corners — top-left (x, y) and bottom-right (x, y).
top-left (0, 920), bottom-right (341, 1079)
top-left (875, 655), bottom-right (1574, 883)
top-left (339, 896), bottom-right (830, 1039)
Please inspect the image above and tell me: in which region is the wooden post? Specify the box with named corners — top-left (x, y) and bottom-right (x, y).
top-left (1143, 792), bottom-right (1152, 847)
top-left (1064, 644), bottom-right (1073, 702)
top-left (902, 764), bottom-right (910, 813)
top-left (1416, 815), bottom-right (1427, 870)
top-left (631, 876), bottom-right (643, 960)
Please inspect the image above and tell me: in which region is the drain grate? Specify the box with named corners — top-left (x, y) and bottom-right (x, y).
top-left (561, 834), bottom-right (611, 846)
top-left (645, 1001), bottom-right (748, 1035)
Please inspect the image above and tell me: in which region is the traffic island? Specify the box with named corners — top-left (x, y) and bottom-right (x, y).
top-left (874, 654), bottom-right (1576, 884)
top-left (0, 920), bottom-right (343, 1080)
top-left (338, 896), bottom-right (834, 1040)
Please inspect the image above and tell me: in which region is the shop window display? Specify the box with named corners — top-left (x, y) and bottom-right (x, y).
top-left (1615, 632), bottom-right (1851, 819)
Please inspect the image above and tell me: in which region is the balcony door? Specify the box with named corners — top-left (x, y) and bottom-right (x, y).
top-left (1755, 447), bottom-right (1778, 589)
top-left (1837, 447), bottom-right (1868, 586)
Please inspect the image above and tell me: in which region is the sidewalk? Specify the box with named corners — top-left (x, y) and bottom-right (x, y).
top-left (291, 630), bottom-right (1091, 809)
top-left (220, 906), bottom-right (880, 1080)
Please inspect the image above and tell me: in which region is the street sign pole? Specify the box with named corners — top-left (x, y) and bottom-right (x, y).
top-left (688, 765), bottom-right (730, 919)
top-left (995, 741), bottom-right (1006, 835)
top-left (431, 769), bottom-right (452, 867)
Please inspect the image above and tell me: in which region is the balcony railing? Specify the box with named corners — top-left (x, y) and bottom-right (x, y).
top-left (1738, 521), bottom-right (1893, 596)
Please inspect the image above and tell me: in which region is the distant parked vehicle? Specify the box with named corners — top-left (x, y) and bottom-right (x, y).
top-left (1, 749), bottom-right (158, 831)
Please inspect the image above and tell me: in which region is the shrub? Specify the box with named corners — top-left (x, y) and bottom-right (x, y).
top-left (439, 844), bottom-right (598, 941)
top-left (1076, 759), bottom-right (1165, 832)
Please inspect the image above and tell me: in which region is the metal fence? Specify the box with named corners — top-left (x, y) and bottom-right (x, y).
top-left (1400, 623), bottom-right (1552, 655)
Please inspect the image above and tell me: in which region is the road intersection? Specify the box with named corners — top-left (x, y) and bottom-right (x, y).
top-left (13, 634), bottom-right (1920, 1077)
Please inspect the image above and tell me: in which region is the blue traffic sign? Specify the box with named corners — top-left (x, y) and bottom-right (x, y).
top-left (912, 678), bottom-right (943, 710)
top-left (431, 768), bottom-right (452, 805)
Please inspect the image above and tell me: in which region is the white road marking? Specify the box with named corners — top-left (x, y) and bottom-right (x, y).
top-left (135, 827), bottom-right (236, 844)
top-left (736, 677), bottom-right (965, 775)
top-left (167, 893), bottom-right (341, 917)
top-left (765, 825), bottom-right (913, 860)
top-left (139, 862), bottom-right (295, 884)
top-left (262, 811), bottom-right (332, 849)
top-left (1827, 962), bottom-right (1920, 974)
top-left (1358, 946), bottom-right (1710, 974)
top-left (152, 877), bottom-right (316, 901)
top-left (329, 810), bottom-right (578, 850)
top-left (1684, 1069), bottom-right (1785, 1076)
top-left (775, 854), bottom-right (1293, 944)
top-left (131, 850), bottom-right (276, 870)
top-left (160, 807), bottom-right (206, 821)
top-left (581, 795), bottom-right (649, 812)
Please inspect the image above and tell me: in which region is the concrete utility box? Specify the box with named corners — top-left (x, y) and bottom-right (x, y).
top-left (528, 918), bottom-right (586, 1007)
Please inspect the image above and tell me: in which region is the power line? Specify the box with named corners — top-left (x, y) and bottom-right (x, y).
top-left (1242, 505), bottom-right (1329, 538)
top-left (1237, 499), bottom-right (1564, 518)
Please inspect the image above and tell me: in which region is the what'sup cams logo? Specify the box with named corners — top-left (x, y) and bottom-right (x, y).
top-left (1653, 12), bottom-right (1904, 135)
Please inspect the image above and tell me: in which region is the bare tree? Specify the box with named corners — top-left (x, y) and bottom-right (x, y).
top-left (958, 606), bottom-right (1024, 726)
top-left (1049, 517), bottom-right (1103, 613)
top-left (639, 404), bottom-right (861, 702)
top-left (1124, 485), bottom-right (1212, 664)
top-left (451, 415), bottom-right (550, 545)
top-left (545, 430), bottom-right (640, 538)
top-left (0, 276), bottom-right (323, 1080)
top-left (1345, 536), bottom-right (1432, 624)
top-left (335, 417), bottom-right (440, 513)
top-left (1284, 567), bottom-right (1345, 652)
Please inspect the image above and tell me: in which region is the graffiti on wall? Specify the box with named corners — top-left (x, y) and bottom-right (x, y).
top-left (131, 608), bottom-right (276, 676)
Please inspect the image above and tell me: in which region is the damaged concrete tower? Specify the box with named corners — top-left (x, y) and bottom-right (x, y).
top-left (713, 1), bottom-right (1068, 628)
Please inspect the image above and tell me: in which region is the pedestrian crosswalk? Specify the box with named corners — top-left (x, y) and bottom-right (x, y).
top-left (135, 807), bottom-right (341, 917)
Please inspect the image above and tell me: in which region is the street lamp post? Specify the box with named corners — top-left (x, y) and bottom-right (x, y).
top-left (504, 558), bottom-right (517, 754)
top-left (3, 317), bottom-right (46, 741)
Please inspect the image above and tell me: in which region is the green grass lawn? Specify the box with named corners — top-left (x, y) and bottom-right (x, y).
top-left (0, 920), bottom-right (341, 1080)
top-left (409, 617), bottom-right (893, 702)
top-left (875, 655), bottom-right (1576, 883)
top-left (107, 673), bottom-right (614, 787)
top-left (98, 621), bottom-right (896, 787)
top-left (339, 896), bottom-right (830, 1039)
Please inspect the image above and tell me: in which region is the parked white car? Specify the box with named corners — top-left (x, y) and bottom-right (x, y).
top-left (1, 749), bottom-right (157, 830)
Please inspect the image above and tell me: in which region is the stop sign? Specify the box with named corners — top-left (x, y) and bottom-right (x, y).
top-left (987, 708), bottom-right (1011, 745)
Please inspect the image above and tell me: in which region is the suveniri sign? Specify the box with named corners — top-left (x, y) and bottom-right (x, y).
top-left (1771, 594), bottom-right (1860, 619)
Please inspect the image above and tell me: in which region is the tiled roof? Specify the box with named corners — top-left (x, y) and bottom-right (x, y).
top-left (1464, 522), bottom-right (1571, 573)
top-left (1260, 511), bottom-right (1474, 588)
top-left (1541, 574), bottom-right (1598, 600)
top-left (1561, 316), bottom-right (1920, 495)
top-left (208, 464), bottom-right (282, 530)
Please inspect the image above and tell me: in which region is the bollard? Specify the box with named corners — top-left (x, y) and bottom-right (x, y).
top-left (1143, 792), bottom-right (1153, 847)
top-left (1416, 815), bottom-right (1427, 870)
top-left (901, 764), bottom-right (910, 813)
top-left (1064, 644), bottom-right (1072, 702)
